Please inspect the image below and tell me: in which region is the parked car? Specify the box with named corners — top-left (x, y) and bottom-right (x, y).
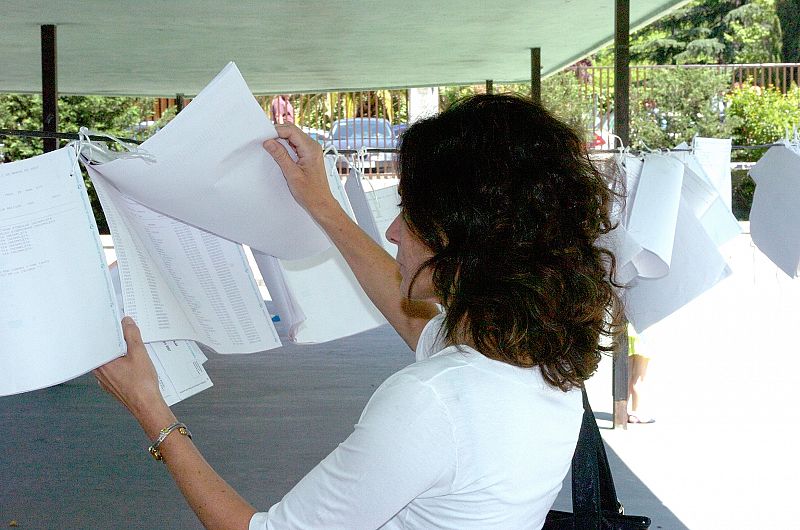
top-left (392, 123), bottom-right (408, 142)
top-left (300, 126), bottom-right (329, 146)
top-left (328, 117), bottom-right (396, 173)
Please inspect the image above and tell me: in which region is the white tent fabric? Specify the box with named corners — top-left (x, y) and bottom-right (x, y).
top-left (0, 0), bottom-right (690, 96)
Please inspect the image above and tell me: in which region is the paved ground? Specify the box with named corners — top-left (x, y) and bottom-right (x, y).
top-left (1, 230), bottom-right (797, 529)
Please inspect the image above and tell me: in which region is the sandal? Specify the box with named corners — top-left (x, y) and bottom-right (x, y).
top-left (627, 413), bottom-right (655, 424)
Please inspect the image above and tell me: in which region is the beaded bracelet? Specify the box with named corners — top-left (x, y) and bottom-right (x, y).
top-left (148, 421), bottom-right (192, 461)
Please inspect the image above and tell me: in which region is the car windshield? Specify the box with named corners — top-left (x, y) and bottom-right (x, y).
top-left (332, 119), bottom-right (391, 139)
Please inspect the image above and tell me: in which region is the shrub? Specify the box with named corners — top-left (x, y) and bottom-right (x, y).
top-left (731, 169), bottom-right (755, 221)
top-left (726, 81), bottom-right (800, 161)
top-left (629, 67), bottom-right (736, 149)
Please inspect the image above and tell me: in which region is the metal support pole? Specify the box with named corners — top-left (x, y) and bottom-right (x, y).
top-left (41, 25), bottom-right (57, 153)
top-left (612, 0), bottom-right (630, 429)
top-left (530, 48), bottom-right (541, 105)
top-left (612, 325), bottom-right (629, 430)
top-left (176, 93), bottom-right (185, 113)
top-left (614, 0), bottom-right (630, 148)
top-left (485, 79), bottom-right (493, 95)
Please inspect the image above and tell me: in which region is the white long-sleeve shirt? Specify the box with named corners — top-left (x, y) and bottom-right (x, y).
top-left (250, 315), bottom-right (582, 529)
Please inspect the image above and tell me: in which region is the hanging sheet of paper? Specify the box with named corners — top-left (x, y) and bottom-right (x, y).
top-left (625, 155), bottom-right (684, 278)
top-left (344, 168), bottom-right (400, 256)
top-left (109, 263), bottom-right (213, 405)
top-left (86, 62), bottom-right (329, 260)
top-left (625, 200), bottom-right (730, 332)
top-left (344, 168), bottom-right (382, 245)
top-left (749, 144), bottom-right (800, 278)
top-left (326, 155), bottom-right (356, 219)
top-left (601, 223), bottom-right (643, 285)
top-left (605, 155), bottom-right (645, 285)
top-left (254, 248), bottom-right (386, 343)
top-left (671, 143), bottom-right (740, 247)
top-left (620, 155), bottom-right (644, 226)
top-left (0, 147), bottom-right (125, 397)
top-left (250, 156), bottom-right (349, 336)
top-left (253, 162), bottom-right (386, 343)
top-left (693, 137), bottom-right (733, 210)
top-left (89, 165), bottom-right (281, 354)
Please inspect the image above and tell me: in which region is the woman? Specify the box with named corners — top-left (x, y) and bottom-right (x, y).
top-left (95, 94), bottom-right (621, 529)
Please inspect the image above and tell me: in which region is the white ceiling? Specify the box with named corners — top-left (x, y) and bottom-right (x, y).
top-left (0, 1), bottom-right (690, 96)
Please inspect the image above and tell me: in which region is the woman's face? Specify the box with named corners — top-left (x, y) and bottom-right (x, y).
top-left (386, 213), bottom-right (437, 302)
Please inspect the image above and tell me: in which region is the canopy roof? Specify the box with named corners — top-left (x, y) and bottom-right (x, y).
top-left (1, 1), bottom-right (689, 96)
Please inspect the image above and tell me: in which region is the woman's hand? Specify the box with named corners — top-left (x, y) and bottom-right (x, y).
top-left (94, 317), bottom-right (167, 422)
top-left (263, 124), bottom-right (340, 220)
top-left (96, 318), bottom-right (256, 530)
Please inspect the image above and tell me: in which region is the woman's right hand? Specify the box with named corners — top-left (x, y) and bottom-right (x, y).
top-left (263, 124), bottom-right (340, 219)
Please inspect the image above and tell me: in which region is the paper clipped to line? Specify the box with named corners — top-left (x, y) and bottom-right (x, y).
top-left (749, 144), bottom-right (800, 278)
top-left (344, 168), bottom-right (400, 256)
top-left (625, 154), bottom-right (685, 279)
top-left (88, 164), bottom-right (281, 354)
top-left (254, 157), bottom-right (386, 343)
top-left (625, 199), bottom-right (730, 333)
top-left (0, 147), bottom-right (125, 397)
top-left (670, 143), bottom-right (740, 247)
top-left (693, 137), bottom-right (733, 210)
top-left (87, 62), bottom-right (330, 260)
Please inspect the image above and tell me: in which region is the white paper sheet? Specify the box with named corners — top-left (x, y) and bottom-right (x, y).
top-left (625, 200), bottom-right (730, 332)
top-left (344, 169), bottom-right (400, 256)
top-left (344, 168), bottom-right (382, 245)
top-left (87, 62), bottom-right (330, 260)
top-left (89, 165), bottom-right (281, 354)
top-left (693, 137), bottom-right (733, 210)
top-left (253, 252), bottom-right (306, 334)
top-left (0, 147), bottom-right (125, 396)
top-left (146, 340), bottom-right (213, 406)
top-left (619, 154), bottom-right (644, 226)
top-left (670, 146), bottom-right (740, 247)
top-left (253, 166), bottom-right (386, 343)
top-left (626, 154), bottom-right (685, 278)
top-left (109, 263), bottom-right (213, 405)
top-left (325, 156), bottom-right (355, 219)
top-left (749, 145), bottom-right (800, 278)
top-left (254, 247), bottom-right (386, 343)
top-left (601, 223), bottom-right (643, 285)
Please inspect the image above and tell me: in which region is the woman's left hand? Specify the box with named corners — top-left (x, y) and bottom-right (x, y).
top-left (94, 317), bottom-right (168, 422)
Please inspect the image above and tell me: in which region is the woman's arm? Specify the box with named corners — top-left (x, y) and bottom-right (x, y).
top-left (263, 126), bottom-right (438, 350)
top-left (94, 318), bottom-right (255, 530)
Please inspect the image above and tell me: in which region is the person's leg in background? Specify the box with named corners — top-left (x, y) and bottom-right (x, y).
top-left (627, 325), bottom-right (655, 424)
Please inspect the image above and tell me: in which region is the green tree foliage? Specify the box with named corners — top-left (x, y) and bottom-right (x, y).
top-left (0, 94), bottom-right (153, 161)
top-left (629, 67), bottom-right (736, 149)
top-left (724, 0), bottom-right (782, 62)
top-left (290, 90), bottom-right (408, 131)
top-left (540, 72), bottom-right (595, 141)
top-left (0, 94), bottom-right (43, 160)
top-left (776, 0), bottom-right (800, 62)
top-left (439, 85), bottom-right (480, 110)
top-left (626, 0), bottom-right (782, 64)
top-left (439, 75), bottom-right (594, 142)
top-left (0, 94), bottom-right (155, 232)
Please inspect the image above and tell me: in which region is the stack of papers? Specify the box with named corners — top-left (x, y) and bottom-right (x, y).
top-left (612, 139), bottom-right (741, 333)
top-left (1, 62), bottom-right (402, 401)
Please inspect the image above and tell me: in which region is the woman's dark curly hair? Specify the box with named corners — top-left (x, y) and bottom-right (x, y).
top-left (398, 93), bottom-right (623, 391)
